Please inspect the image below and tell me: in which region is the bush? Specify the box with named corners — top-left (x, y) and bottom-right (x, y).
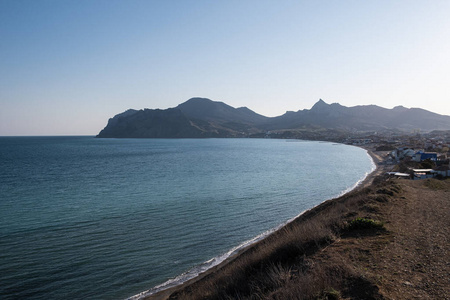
top-left (318, 288), bottom-right (342, 300)
top-left (424, 178), bottom-right (447, 190)
top-left (420, 158), bottom-right (435, 169)
top-left (346, 218), bottom-right (385, 230)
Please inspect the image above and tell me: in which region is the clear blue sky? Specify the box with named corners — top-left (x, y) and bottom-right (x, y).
top-left (1, 0), bottom-right (449, 135)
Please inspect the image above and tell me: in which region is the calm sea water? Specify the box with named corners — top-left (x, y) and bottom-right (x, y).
top-left (0, 137), bottom-right (374, 299)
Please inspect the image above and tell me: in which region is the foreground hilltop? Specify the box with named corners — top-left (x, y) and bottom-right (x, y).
top-left (97, 98), bottom-right (450, 138)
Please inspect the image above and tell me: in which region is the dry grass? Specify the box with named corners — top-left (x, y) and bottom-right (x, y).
top-left (423, 178), bottom-right (448, 190)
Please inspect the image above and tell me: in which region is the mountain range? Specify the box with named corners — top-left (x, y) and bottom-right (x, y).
top-left (97, 98), bottom-right (450, 138)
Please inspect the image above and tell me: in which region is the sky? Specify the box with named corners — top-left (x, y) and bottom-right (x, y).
top-left (1, 0), bottom-right (449, 136)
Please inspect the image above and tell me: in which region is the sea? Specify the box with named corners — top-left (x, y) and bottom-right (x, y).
top-left (0, 137), bottom-right (375, 299)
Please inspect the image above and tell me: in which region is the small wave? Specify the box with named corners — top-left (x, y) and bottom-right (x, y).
top-left (126, 221), bottom-right (292, 300)
top-left (127, 206), bottom-right (318, 300)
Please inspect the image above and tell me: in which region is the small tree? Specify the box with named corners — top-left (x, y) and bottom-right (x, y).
top-left (420, 158), bottom-right (435, 169)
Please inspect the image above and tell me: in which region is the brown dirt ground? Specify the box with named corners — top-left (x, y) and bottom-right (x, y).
top-left (312, 178), bottom-right (450, 300)
top-left (370, 179), bottom-right (449, 299)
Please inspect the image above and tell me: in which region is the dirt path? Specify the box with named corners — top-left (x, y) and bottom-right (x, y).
top-left (311, 178), bottom-right (450, 299)
top-left (374, 179), bottom-right (450, 299)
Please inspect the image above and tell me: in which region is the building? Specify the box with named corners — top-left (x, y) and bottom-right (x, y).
top-left (391, 147), bottom-right (415, 160)
top-left (412, 169), bottom-right (434, 180)
top-left (386, 172), bottom-right (411, 179)
top-left (412, 151), bottom-right (438, 162)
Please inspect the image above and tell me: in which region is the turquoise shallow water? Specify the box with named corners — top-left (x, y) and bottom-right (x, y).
top-left (0, 137), bottom-right (374, 299)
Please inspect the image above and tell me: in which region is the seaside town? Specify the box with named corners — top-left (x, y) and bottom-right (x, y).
top-left (345, 130), bottom-right (450, 180)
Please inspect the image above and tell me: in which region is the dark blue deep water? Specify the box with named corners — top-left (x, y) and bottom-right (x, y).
top-left (0, 137), bottom-right (374, 299)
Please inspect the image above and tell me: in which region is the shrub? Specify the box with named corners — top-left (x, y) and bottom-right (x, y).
top-left (376, 188), bottom-right (394, 196)
top-left (374, 195), bottom-right (389, 203)
top-left (424, 178), bottom-right (447, 190)
top-left (318, 288), bottom-right (342, 300)
top-left (346, 218), bottom-right (385, 230)
top-left (420, 158), bottom-right (435, 169)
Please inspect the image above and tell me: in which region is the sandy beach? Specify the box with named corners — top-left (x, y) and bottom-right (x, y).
top-left (357, 145), bottom-right (391, 188)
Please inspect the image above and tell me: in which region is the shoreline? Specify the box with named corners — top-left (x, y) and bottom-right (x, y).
top-left (356, 144), bottom-right (390, 189)
top-left (139, 144), bottom-right (386, 300)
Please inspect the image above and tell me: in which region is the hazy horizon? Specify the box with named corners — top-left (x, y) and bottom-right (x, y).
top-left (1, 1), bottom-right (449, 136)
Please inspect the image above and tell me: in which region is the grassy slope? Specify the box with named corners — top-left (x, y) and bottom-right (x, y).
top-left (151, 177), bottom-right (449, 300)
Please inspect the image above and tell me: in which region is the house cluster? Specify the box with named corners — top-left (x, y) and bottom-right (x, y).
top-left (345, 130), bottom-right (450, 150)
top-left (387, 147), bottom-right (450, 179)
top-left (423, 136), bottom-right (450, 150)
top-left (390, 148), bottom-right (440, 163)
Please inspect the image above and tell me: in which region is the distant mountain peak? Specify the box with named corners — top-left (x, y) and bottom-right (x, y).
top-left (178, 97), bottom-right (218, 108)
top-left (393, 105), bottom-right (409, 112)
top-left (184, 97), bottom-right (214, 103)
top-left (315, 98), bottom-right (327, 105)
top-left (175, 97), bottom-right (268, 125)
top-left (310, 99), bottom-right (331, 112)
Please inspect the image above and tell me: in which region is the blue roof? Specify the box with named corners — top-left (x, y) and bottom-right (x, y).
top-left (421, 152), bottom-right (437, 161)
